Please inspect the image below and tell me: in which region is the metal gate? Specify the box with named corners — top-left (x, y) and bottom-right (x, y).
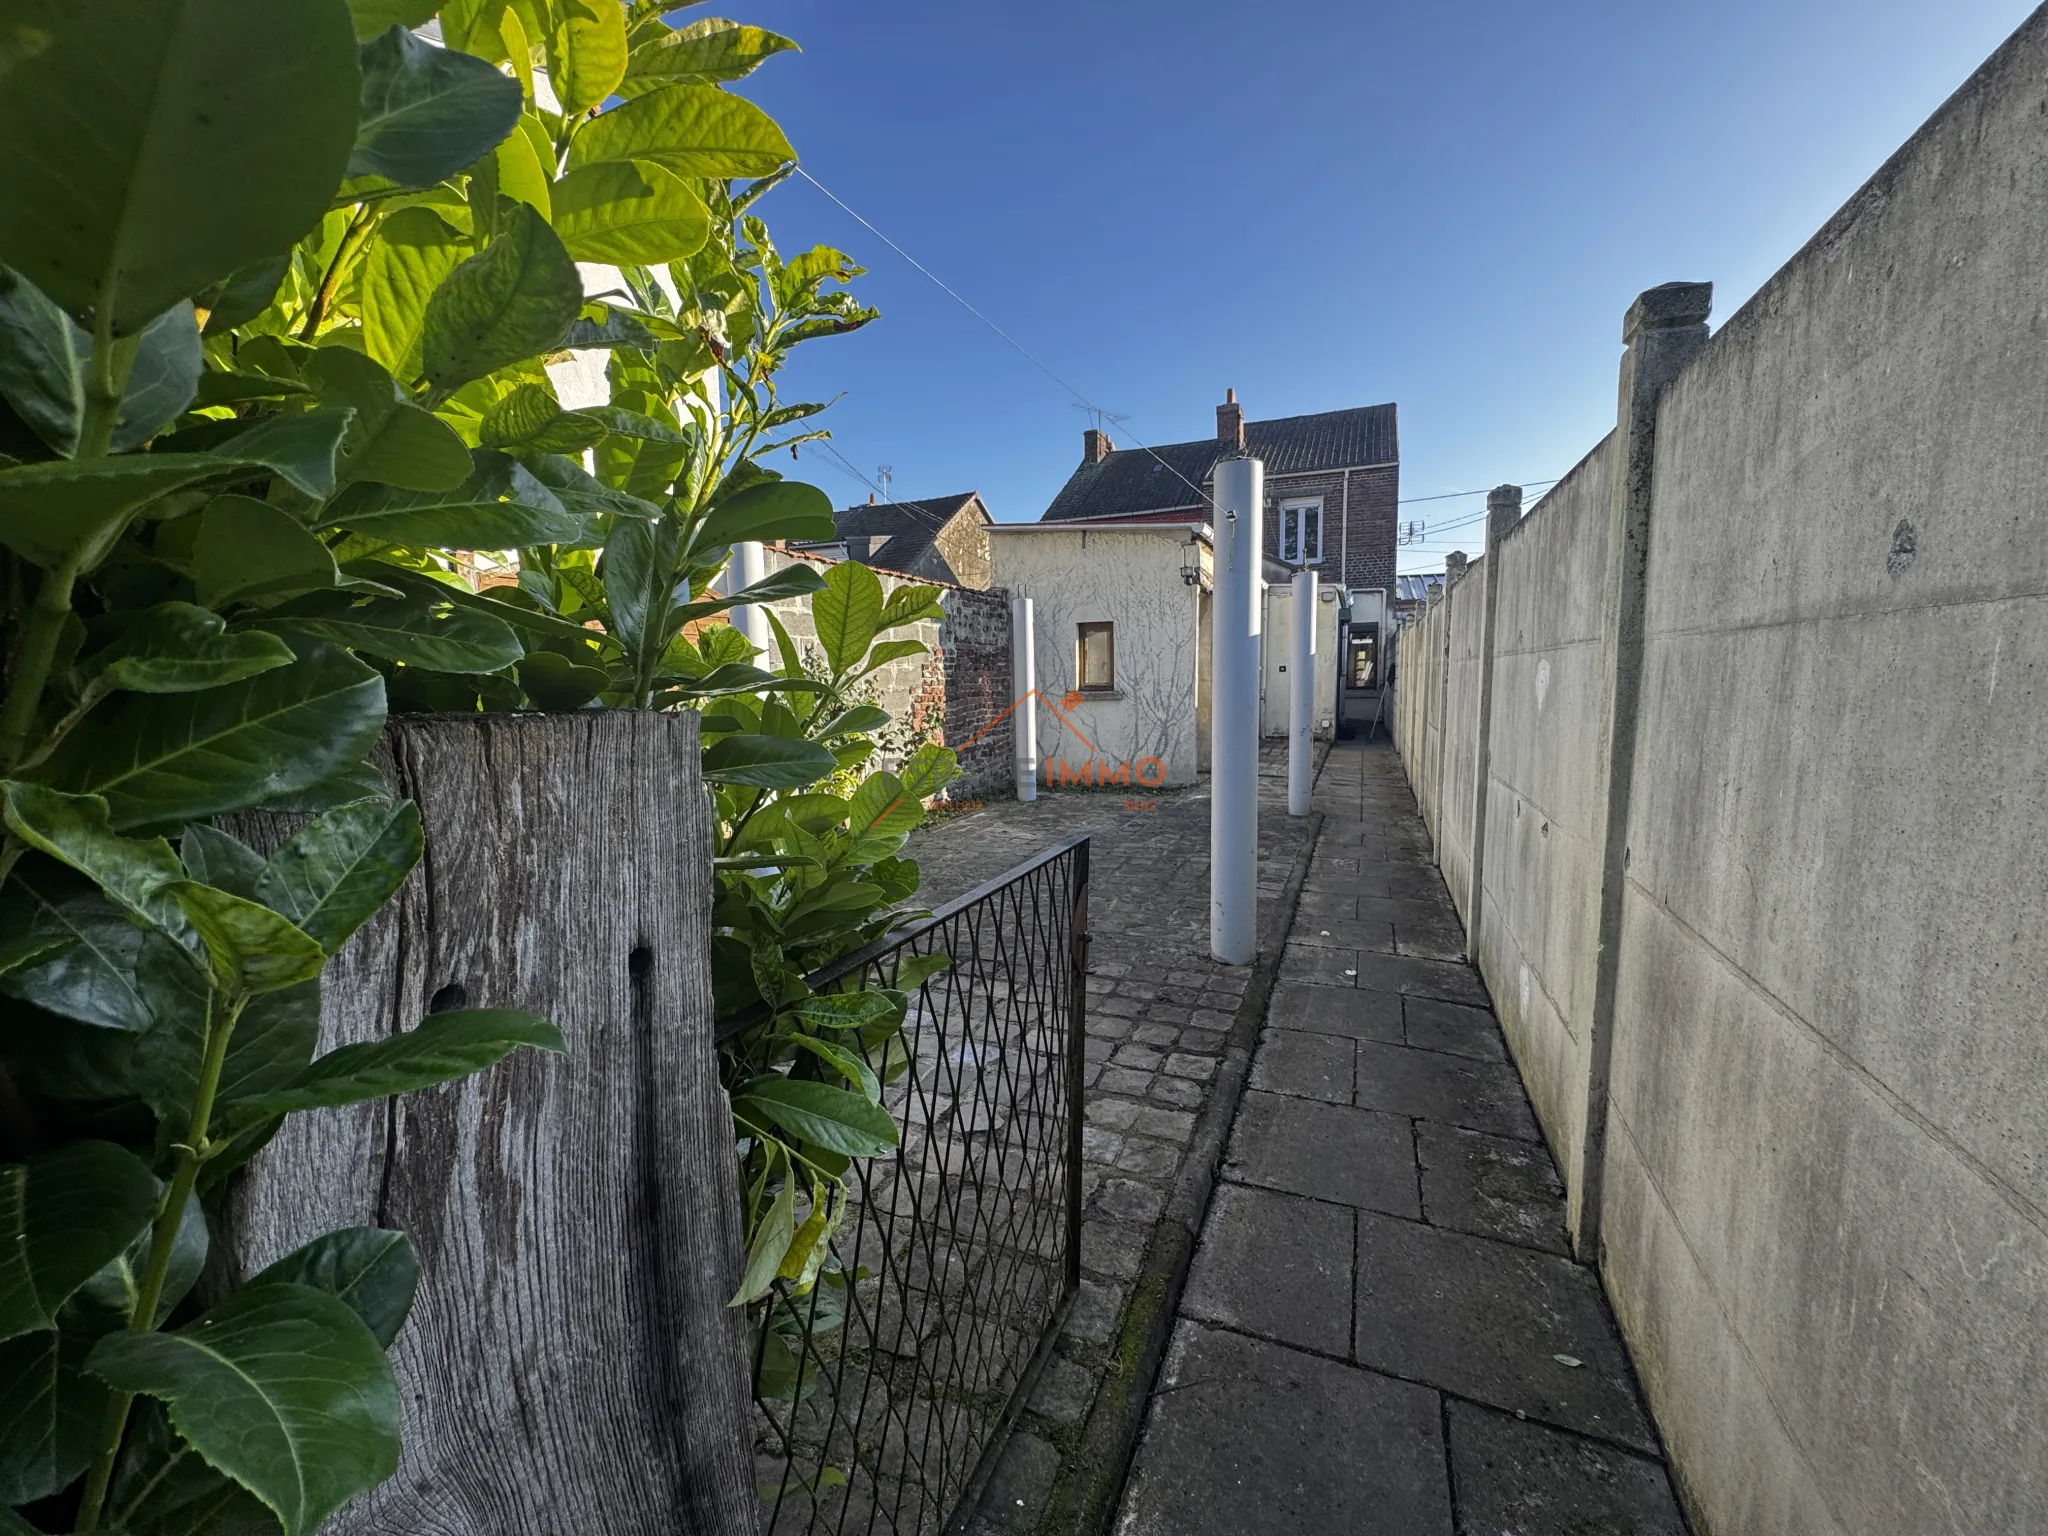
top-left (724, 834), bottom-right (1089, 1534)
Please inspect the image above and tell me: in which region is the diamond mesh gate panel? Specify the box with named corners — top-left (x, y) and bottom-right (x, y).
top-left (725, 835), bottom-right (1089, 1535)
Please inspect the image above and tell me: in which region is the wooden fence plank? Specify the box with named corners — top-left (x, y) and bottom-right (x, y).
top-left (226, 711), bottom-right (755, 1533)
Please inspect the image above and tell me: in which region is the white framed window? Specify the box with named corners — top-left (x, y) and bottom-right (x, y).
top-left (1280, 498), bottom-right (1323, 565)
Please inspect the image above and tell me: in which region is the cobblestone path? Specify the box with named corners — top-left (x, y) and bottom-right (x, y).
top-left (906, 748), bottom-right (1315, 1531)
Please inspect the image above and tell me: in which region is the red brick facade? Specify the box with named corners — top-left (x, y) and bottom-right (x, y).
top-left (1257, 461), bottom-right (1398, 594)
top-left (1103, 464), bottom-right (1399, 593)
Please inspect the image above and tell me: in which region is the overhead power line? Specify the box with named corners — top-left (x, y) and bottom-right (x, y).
top-left (1398, 478), bottom-right (1560, 506)
top-left (795, 168), bottom-right (1215, 508)
top-left (794, 169), bottom-right (1567, 526)
top-left (795, 169), bottom-right (1096, 416)
top-left (810, 438), bottom-right (893, 503)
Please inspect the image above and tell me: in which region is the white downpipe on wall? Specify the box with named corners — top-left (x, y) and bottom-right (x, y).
top-left (1288, 567), bottom-right (1316, 816)
top-left (1013, 594), bottom-right (1038, 802)
top-left (1211, 456), bottom-right (1263, 965)
top-left (731, 540), bottom-right (769, 654)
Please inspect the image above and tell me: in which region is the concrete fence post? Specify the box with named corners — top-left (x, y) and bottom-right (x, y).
top-left (1566, 281), bottom-right (1713, 1257)
top-left (1462, 486), bottom-right (1523, 963)
top-left (1430, 551), bottom-right (1466, 863)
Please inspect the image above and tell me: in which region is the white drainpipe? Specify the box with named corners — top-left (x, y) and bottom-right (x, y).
top-left (1013, 593), bottom-right (1038, 802)
top-left (1288, 566), bottom-right (1316, 816)
top-left (731, 540), bottom-right (769, 655)
top-left (1210, 456), bottom-right (1263, 965)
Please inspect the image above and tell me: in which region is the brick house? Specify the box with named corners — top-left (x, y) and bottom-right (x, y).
top-left (794, 492), bottom-right (995, 589)
top-left (1038, 391), bottom-right (1398, 592)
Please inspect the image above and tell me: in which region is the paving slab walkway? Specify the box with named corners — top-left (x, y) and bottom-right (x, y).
top-left (1112, 739), bottom-right (1693, 1536)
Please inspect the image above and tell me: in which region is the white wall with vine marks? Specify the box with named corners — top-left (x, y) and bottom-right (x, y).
top-left (989, 527), bottom-right (1206, 789)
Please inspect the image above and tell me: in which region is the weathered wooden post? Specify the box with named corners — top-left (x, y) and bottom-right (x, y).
top-left (227, 711), bottom-right (755, 1534)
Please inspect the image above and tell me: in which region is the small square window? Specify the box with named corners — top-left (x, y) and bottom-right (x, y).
top-left (1077, 622), bottom-right (1115, 691)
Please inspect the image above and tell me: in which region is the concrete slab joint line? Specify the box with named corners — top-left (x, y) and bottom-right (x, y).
top-left (1567, 280), bottom-right (1712, 1257)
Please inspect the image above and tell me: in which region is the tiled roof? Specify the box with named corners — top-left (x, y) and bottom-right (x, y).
top-left (808, 493), bottom-right (988, 583)
top-left (833, 492), bottom-right (983, 539)
top-left (1041, 404), bottom-right (1397, 523)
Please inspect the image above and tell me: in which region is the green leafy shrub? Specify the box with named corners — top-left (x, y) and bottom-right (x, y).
top-left (0, 1), bottom-right (954, 1525)
top-left (0, 0), bottom-right (950, 1531)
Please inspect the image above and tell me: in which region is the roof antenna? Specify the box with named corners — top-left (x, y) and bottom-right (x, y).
top-left (876, 464), bottom-right (894, 498)
top-left (1069, 403), bottom-right (1128, 433)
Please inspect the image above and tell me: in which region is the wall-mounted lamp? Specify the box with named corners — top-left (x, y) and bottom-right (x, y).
top-left (1180, 536), bottom-right (1202, 587)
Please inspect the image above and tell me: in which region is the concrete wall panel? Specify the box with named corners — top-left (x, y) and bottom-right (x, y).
top-left (1472, 443), bottom-right (1614, 1172)
top-left (1599, 1121), bottom-right (1856, 1536)
top-left (1607, 13), bottom-right (2048, 1531)
top-left (1438, 576), bottom-right (1485, 924)
top-left (1393, 9), bottom-right (2048, 1531)
top-left (1607, 894), bottom-right (2048, 1534)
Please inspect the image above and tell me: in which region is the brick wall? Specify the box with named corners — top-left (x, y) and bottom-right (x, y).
top-left (1342, 463), bottom-right (1399, 592)
top-left (758, 548), bottom-right (1015, 802)
top-left (935, 586), bottom-right (1013, 799)
top-left (1256, 462), bottom-right (1399, 592)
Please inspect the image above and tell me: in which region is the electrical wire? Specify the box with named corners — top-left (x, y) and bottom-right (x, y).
top-left (1398, 478), bottom-right (1559, 506)
top-left (795, 167), bottom-right (1217, 508)
top-left (794, 169), bottom-right (1569, 526)
top-left (1398, 478), bottom-right (1566, 545)
top-left (809, 439), bottom-right (894, 502)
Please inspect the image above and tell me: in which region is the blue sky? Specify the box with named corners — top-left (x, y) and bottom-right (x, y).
top-left (731, 0), bottom-right (2035, 570)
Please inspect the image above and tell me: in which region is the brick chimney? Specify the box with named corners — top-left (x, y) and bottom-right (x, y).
top-left (1083, 427), bottom-right (1113, 464)
top-left (1216, 387), bottom-right (1244, 449)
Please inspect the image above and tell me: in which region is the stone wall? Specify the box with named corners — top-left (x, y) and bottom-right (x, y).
top-left (935, 581), bottom-right (1014, 799)
top-left (1395, 9), bottom-right (2048, 1533)
top-left (758, 549), bottom-right (1014, 802)
top-left (933, 512), bottom-right (993, 591)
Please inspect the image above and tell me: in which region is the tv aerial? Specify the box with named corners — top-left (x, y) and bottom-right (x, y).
top-left (1069, 403), bottom-right (1128, 433)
